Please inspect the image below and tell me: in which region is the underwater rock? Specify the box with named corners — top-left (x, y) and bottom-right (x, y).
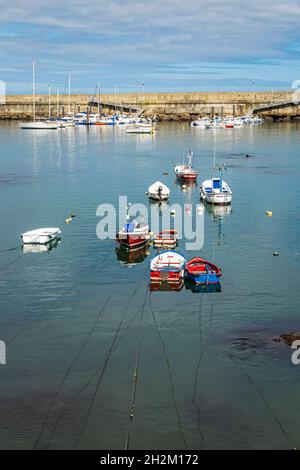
top-left (273, 333), bottom-right (300, 346)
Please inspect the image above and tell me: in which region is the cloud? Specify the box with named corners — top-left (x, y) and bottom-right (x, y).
top-left (0, 1), bottom-right (299, 92)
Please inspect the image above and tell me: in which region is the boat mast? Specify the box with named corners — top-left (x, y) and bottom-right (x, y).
top-left (32, 60), bottom-right (36, 122)
top-left (98, 81), bottom-right (100, 115)
top-left (68, 72), bottom-right (71, 114)
top-left (57, 88), bottom-right (59, 118)
top-left (48, 84), bottom-right (51, 120)
top-left (219, 165), bottom-right (223, 193)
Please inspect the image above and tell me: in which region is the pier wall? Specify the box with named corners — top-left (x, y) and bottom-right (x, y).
top-left (0, 91), bottom-right (299, 120)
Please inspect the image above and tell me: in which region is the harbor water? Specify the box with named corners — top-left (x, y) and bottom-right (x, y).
top-left (0, 121), bottom-right (300, 449)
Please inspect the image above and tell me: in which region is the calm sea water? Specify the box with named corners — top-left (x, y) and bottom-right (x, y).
top-left (0, 121), bottom-right (299, 450)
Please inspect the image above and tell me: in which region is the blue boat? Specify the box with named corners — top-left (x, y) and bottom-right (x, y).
top-left (185, 257), bottom-right (222, 284)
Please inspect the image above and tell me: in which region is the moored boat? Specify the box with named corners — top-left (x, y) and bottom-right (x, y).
top-left (147, 181), bottom-right (170, 201)
top-left (150, 251), bottom-right (186, 282)
top-left (153, 230), bottom-right (179, 249)
top-left (200, 166), bottom-right (232, 206)
top-left (174, 151), bottom-right (198, 182)
top-left (21, 228), bottom-right (61, 245)
top-left (185, 257), bottom-right (222, 284)
top-left (116, 220), bottom-right (150, 250)
top-left (126, 125), bottom-right (156, 134)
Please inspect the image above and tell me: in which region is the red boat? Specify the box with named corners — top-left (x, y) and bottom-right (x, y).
top-left (174, 151), bottom-right (198, 182)
top-left (153, 229), bottom-right (179, 249)
top-left (185, 257), bottom-right (221, 284)
top-left (150, 251), bottom-right (186, 282)
top-left (116, 220), bottom-right (150, 250)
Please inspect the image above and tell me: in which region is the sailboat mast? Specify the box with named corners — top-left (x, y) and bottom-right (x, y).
top-left (68, 72), bottom-right (71, 114)
top-left (32, 60), bottom-right (36, 122)
top-left (98, 81), bottom-right (100, 115)
top-left (57, 89), bottom-right (59, 118)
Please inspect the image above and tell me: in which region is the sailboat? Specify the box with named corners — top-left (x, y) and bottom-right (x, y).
top-left (20, 61), bottom-right (58, 130)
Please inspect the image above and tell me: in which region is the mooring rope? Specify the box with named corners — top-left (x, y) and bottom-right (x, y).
top-left (73, 271), bottom-right (147, 449)
top-left (208, 302), bottom-right (297, 450)
top-left (45, 285), bottom-right (149, 449)
top-left (191, 292), bottom-right (205, 449)
top-left (149, 293), bottom-right (188, 450)
top-left (33, 284), bottom-right (117, 449)
top-left (124, 287), bottom-right (149, 450)
top-left (6, 247), bottom-right (114, 346)
top-left (225, 350), bottom-right (297, 450)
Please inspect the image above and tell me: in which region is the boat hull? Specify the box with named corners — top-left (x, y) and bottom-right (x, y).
top-left (150, 269), bottom-right (185, 283)
top-left (200, 190), bottom-right (232, 206)
top-left (21, 229), bottom-right (61, 245)
top-left (175, 173), bottom-right (197, 182)
top-left (185, 270), bottom-right (220, 284)
top-left (20, 122), bottom-right (58, 130)
top-left (116, 233), bottom-right (149, 249)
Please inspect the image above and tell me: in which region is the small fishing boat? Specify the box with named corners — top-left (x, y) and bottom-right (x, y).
top-left (147, 181), bottom-right (170, 201)
top-left (150, 251), bottom-right (186, 282)
top-left (21, 228), bottom-right (61, 245)
top-left (185, 257), bottom-right (222, 284)
top-left (116, 220), bottom-right (150, 250)
top-left (153, 230), bottom-right (178, 249)
top-left (200, 166), bottom-right (232, 206)
top-left (174, 151), bottom-right (198, 182)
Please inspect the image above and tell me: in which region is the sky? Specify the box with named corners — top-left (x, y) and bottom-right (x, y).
top-left (0, 0), bottom-right (300, 94)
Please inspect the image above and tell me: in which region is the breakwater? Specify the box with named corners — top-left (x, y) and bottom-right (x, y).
top-left (1, 91), bottom-right (299, 121)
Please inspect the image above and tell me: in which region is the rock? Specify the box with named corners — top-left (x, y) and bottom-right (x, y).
top-left (273, 333), bottom-right (300, 346)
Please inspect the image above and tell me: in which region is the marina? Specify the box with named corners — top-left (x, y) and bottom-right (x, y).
top-left (0, 120), bottom-right (300, 450)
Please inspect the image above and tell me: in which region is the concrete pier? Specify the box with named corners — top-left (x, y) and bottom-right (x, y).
top-left (0, 91), bottom-right (299, 120)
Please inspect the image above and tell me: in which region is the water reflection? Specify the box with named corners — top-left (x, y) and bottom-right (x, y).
top-left (115, 244), bottom-right (150, 267)
top-left (22, 238), bottom-right (61, 254)
top-left (184, 278), bottom-right (221, 293)
top-left (149, 279), bottom-right (184, 292)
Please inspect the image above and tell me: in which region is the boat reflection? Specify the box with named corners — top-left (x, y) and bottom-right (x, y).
top-left (150, 279), bottom-right (184, 292)
top-left (174, 180), bottom-right (197, 191)
top-left (115, 244), bottom-right (150, 266)
top-left (184, 279), bottom-right (221, 293)
top-left (206, 204), bottom-right (232, 220)
top-left (22, 238), bottom-right (61, 254)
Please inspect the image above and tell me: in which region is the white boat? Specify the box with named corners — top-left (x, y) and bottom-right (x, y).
top-left (20, 121), bottom-right (58, 130)
top-left (150, 251), bottom-right (187, 282)
top-left (191, 117), bottom-right (211, 128)
top-left (21, 227), bottom-right (61, 245)
top-left (174, 151), bottom-right (198, 182)
top-left (147, 181), bottom-right (170, 201)
top-left (126, 125), bottom-right (156, 134)
top-left (200, 166), bottom-right (232, 206)
top-left (20, 61), bottom-right (58, 130)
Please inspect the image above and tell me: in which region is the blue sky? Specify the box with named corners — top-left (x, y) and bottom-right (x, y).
top-left (0, 0), bottom-right (300, 94)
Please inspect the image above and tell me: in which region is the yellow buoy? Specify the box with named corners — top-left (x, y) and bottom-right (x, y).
top-left (65, 218), bottom-right (72, 224)
top-left (266, 211), bottom-right (273, 217)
